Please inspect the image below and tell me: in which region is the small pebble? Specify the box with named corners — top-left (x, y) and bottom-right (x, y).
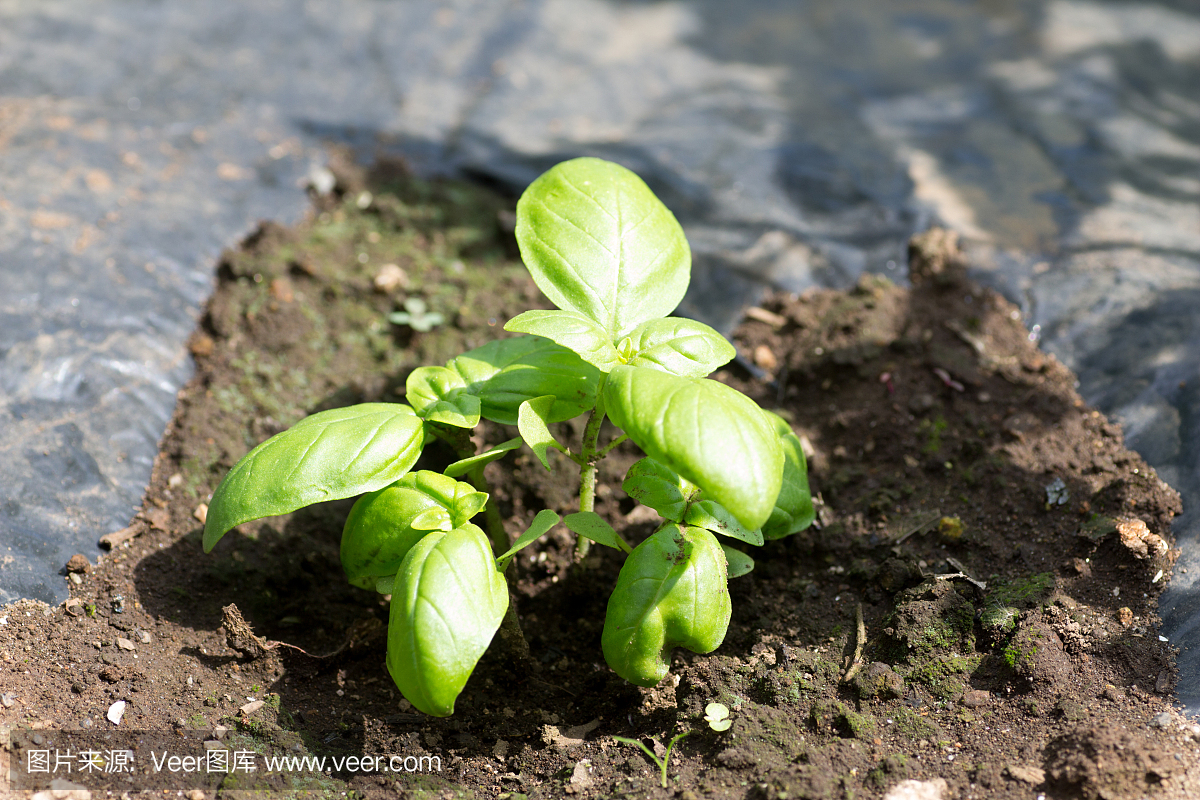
top-left (373, 263), bottom-right (409, 293)
top-left (65, 554), bottom-right (91, 573)
top-left (1150, 711), bottom-right (1173, 728)
top-left (194, 503), bottom-right (208, 524)
top-left (112, 595), bottom-right (126, 613)
top-left (168, 473), bottom-right (184, 488)
top-left (117, 637), bottom-right (136, 651)
top-left (137, 630), bottom-right (152, 644)
top-left (1, 692), bottom-right (16, 708)
top-left (187, 790), bottom-right (206, 800)
top-left (107, 700), bottom-right (126, 725)
top-left (69, 573), bottom-right (82, 585)
top-left (240, 700), bottom-right (264, 715)
top-left (753, 344), bottom-right (777, 371)
top-left (65, 598), bottom-right (84, 616)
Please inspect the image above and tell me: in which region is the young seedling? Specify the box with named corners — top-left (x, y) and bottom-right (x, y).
top-left (704, 702), bottom-right (732, 732)
top-left (201, 157), bottom-right (815, 716)
top-left (613, 732), bottom-right (691, 789)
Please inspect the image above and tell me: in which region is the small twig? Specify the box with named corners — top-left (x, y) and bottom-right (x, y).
top-left (99, 525), bottom-right (139, 549)
top-left (938, 558), bottom-right (987, 591)
top-left (222, 604), bottom-right (378, 660)
top-left (894, 512), bottom-right (942, 544)
top-left (841, 603), bottom-right (867, 684)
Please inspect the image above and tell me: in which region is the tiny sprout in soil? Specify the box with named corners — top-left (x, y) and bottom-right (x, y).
top-left (704, 702), bottom-right (731, 732)
top-left (201, 157), bottom-right (814, 717)
top-left (613, 732), bottom-right (691, 789)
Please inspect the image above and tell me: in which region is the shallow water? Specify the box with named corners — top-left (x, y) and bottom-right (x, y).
top-left (2, 0), bottom-right (1199, 708)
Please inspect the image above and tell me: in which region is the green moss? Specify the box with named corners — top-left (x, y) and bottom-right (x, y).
top-left (907, 654), bottom-right (982, 700)
top-left (889, 707), bottom-right (943, 741)
top-left (920, 415), bottom-right (948, 453)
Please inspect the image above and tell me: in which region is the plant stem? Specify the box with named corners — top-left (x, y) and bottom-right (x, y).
top-left (575, 374), bottom-right (609, 559)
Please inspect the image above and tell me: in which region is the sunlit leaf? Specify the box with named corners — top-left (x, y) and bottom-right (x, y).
top-left (203, 404), bottom-right (425, 552)
top-left (516, 158), bottom-right (690, 338)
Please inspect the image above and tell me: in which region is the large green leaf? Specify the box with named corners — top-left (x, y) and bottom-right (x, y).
top-left (447, 336), bottom-right (600, 425)
top-left (203, 404), bottom-right (425, 552)
top-left (340, 471), bottom-right (488, 590)
top-left (624, 317), bottom-right (735, 378)
top-left (505, 310), bottom-right (622, 372)
top-left (602, 525), bottom-right (731, 686)
top-left (386, 524), bottom-right (509, 717)
top-left (516, 158), bottom-right (690, 338)
top-left (604, 366), bottom-right (783, 531)
top-left (761, 412), bottom-right (816, 541)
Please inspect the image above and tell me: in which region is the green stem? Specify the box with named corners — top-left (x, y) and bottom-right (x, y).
top-left (575, 374), bottom-right (609, 559)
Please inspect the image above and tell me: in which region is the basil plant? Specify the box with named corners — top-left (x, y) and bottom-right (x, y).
top-left (202, 157), bottom-right (814, 716)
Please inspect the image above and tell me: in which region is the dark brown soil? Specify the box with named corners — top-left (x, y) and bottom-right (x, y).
top-left (4, 160), bottom-right (1200, 799)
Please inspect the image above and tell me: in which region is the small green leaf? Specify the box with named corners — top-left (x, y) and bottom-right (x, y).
top-left (563, 511), bottom-right (629, 552)
top-left (387, 524), bottom-right (508, 716)
top-left (516, 157), bottom-right (691, 338)
top-left (405, 366), bottom-right (482, 428)
top-left (375, 574), bottom-right (396, 595)
top-left (505, 310), bottom-right (623, 372)
top-left (604, 366), bottom-right (784, 531)
top-left (620, 457), bottom-right (695, 523)
top-left (624, 317), bottom-right (736, 378)
top-left (719, 544), bottom-right (755, 579)
top-left (761, 412), bottom-right (816, 541)
top-left (443, 437), bottom-right (522, 478)
top-left (448, 336), bottom-right (600, 425)
top-left (517, 396), bottom-right (565, 470)
top-left (684, 500), bottom-right (764, 546)
top-left (497, 509), bottom-right (561, 566)
top-left (340, 471), bottom-right (487, 589)
top-left (602, 525), bottom-right (731, 686)
top-left (203, 403), bottom-right (425, 552)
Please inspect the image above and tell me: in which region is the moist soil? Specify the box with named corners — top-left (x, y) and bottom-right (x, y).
top-left (3, 158), bottom-right (1200, 799)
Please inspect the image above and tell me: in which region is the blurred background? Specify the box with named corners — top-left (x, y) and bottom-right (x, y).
top-left (2, 0), bottom-right (1200, 708)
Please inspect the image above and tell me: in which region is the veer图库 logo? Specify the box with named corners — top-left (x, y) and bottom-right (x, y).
top-left (8, 729), bottom-right (440, 791)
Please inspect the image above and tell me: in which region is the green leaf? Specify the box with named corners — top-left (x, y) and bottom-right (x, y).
top-left (340, 471), bottom-right (488, 590)
top-left (448, 336), bottom-right (600, 425)
top-left (443, 437), bottom-right (522, 478)
top-left (386, 524), bottom-right (509, 716)
top-left (203, 403), bottom-right (425, 552)
top-left (375, 574), bottom-right (396, 595)
top-left (405, 366), bottom-right (481, 428)
top-left (720, 544), bottom-right (755, 579)
top-left (604, 366), bottom-right (784, 531)
top-left (621, 457), bottom-right (695, 523)
top-left (505, 310), bottom-right (622, 372)
top-left (602, 525), bottom-right (731, 686)
top-left (761, 412), bottom-right (816, 541)
top-left (497, 509), bottom-right (561, 566)
top-left (516, 157), bottom-right (691, 338)
top-left (624, 318), bottom-right (736, 378)
top-left (684, 500), bottom-right (764, 546)
top-left (563, 511), bottom-right (628, 551)
top-left (518, 396), bottom-right (565, 470)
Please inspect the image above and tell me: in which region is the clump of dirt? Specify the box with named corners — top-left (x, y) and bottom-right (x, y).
top-left (3, 160), bottom-right (1199, 799)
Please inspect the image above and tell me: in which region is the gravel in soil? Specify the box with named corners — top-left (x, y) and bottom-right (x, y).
top-left (3, 159), bottom-right (1199, 799)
